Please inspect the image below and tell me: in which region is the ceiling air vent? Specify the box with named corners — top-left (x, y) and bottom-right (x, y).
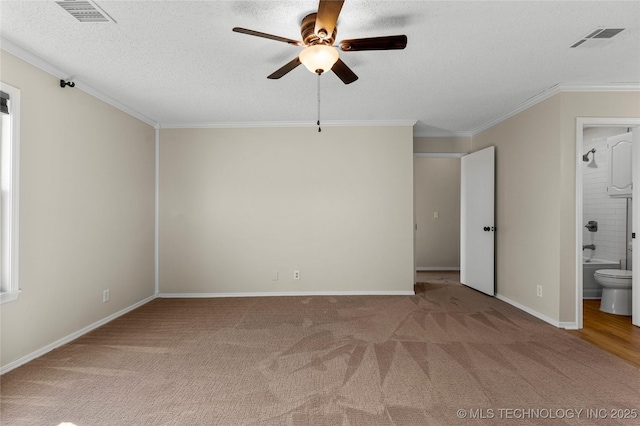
top-left (56, 0), bottom-right (116, 23)
top-left (570, 27), bottom-right (624, 48)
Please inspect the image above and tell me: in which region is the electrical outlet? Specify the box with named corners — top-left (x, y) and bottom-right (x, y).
top-left (536, 285), bottom-right (542, 298)
top-left (103, 289), bottom-right (110, 302)
top-left (294, 270), bottom-right (300, 280)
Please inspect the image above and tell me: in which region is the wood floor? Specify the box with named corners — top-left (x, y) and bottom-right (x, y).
top-left (415, 271), bottom-right (640, 369)
top-left (568, 299), bottom-right (640, 368)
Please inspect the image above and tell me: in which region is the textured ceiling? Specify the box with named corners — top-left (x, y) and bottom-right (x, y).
top-left (1, 0), bottom-right (639, 136)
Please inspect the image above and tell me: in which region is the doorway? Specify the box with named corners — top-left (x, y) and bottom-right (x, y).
top-left (413, 153), bottom-right (464, 276)
top-left (576, 118), bottom-right (640, 329)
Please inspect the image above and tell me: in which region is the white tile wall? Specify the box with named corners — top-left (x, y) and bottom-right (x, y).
top-left (582, 127), bottom-right (630, 268)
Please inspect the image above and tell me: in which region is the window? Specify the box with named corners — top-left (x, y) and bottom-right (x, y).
top-left (1, 83), bottom-right (21, 304)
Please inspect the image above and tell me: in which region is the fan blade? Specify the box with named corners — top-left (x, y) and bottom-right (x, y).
top-left (331, 58), bottom-right (358, 84)
top-left (267, 57), bottom-right (302, 79)
top-left (339, 35), bottom-right (408, 51)
top-left (314, 0), bottom-right (344, 40)
top-left (233, 27), bottom-right (303, 46)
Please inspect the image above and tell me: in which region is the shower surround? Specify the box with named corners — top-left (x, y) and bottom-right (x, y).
top-left (582, 127), bottom-right (630, 269)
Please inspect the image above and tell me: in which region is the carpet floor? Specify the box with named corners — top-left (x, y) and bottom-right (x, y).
top-left (2, 282), bottom-right (640, 425)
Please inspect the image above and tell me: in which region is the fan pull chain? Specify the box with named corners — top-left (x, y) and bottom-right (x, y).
top-left (317, 72), bottom-right (321, 133)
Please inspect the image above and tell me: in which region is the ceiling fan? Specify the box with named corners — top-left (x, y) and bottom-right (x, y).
top-left (232, 0), bottom-right (407, 84)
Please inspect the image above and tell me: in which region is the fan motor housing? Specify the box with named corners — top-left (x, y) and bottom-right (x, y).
top-left (301, 13), bottom-right (336, 46)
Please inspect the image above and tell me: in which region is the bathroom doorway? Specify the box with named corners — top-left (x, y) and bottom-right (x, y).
top-left (576, 118), bottom-right (640, 329)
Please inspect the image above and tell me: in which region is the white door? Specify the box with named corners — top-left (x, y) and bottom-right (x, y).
top-left (632, 128), bottom-right (640, 327)
top-left (608, 132), bottom-right (633, 197)
top-left (461, 146), bottom-right (495, 296)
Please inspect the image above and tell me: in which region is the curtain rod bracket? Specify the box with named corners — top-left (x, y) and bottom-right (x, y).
top-left (60, 79), bottom-right (75, 88)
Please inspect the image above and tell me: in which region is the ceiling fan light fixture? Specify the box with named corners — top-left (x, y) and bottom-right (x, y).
top-left (299, 44), bottom-right (339, 74)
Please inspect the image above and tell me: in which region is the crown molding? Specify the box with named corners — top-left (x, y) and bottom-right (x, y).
top-left (158, 119), bottom-right (417, 129)
top-left (558, 83), bottom-right (640, 92)
top-left (0, 41), bottom-right (414, 132)
top-left (471, 82), bottom-right (640, 136)
top-left (4, 36), bottom-right (636, 137)
top-left (1, 37), bottom-right (158, 128)
top-left (414, 153), bottom-right (467, 158)
top-left (413, 130), bottom-right (472, 138)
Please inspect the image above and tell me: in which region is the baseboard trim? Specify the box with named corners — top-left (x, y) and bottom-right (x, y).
top-left (0, 294), bottom-right (156, 375)
top-left (159, 291), bottom-right (415, 298)
top-left (559, 321), bottom-right (579, 330)
top-left (495, 293), bottom-right (566, 328)
top-left (416, 267), bottom-right (460, 271)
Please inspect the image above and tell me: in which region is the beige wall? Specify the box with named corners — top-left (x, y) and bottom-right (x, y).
top-left (159, 126), bottom-right (415, 294)
top-left (412, 136), bottom-right (467, 269)
top-left (557, 91), bottom-right (640, 322)
top-left (473, 96), bottom-right (562, 320)
top-left (0, 51), bottom-right (156, 369)
top-left (472, 91), bottom-right (640, 324)
top-left (414, 136), bottom-right (471, 153)
top-left (414, 157), bottom-right (460, 268)
top-left (1, 45), bottom-right (635, 375)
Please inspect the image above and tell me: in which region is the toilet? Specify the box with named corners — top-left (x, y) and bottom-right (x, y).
top-left (593, 269), bottom-right (632, 315)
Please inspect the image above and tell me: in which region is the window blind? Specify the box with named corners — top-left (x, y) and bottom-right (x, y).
top-left (0, 91), bottom-right (9, 115)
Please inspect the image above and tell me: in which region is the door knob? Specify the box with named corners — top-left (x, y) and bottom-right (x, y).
top-left (483, 227), bottom-right (490, 231)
